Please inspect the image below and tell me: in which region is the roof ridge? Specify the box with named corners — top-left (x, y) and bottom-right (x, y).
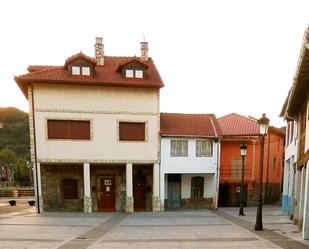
top-left (218, 112), bottom-right (257, 122)
top-left (16, 66), bottom-right (64, 78)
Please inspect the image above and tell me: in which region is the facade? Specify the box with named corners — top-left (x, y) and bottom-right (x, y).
top-left (160, 113), bottom-right (221, 210)
top-left (280, 28), bottom-right (309, 239)
top-left (15, 38), bottom-right (164, 212)
top-left (218, 113), bottom-right (284, 207)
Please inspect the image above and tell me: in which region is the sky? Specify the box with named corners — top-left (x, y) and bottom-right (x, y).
top-left (0, 0), bottom-right (308, 127)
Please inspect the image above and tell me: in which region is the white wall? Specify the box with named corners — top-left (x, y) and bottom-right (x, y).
top-left (32, 84), bottom-right (160, 162)
top-left (305, 99), bottom-right (309, 153)
top-left (160, 137), bottom-right (218, 174)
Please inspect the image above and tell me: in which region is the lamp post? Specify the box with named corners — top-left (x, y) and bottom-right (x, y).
top-left (255, 113), bottom-right (270, 231)
top-left (239, 143), bottom-right (247, 216)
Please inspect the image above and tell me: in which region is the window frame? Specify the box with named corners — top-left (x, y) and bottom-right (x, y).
top-left (170, 140), bottom-right (188, 157)
top-left (72, 66), bottom-right (81, 75)
top-left (191, 176), bottom-right (204, 199)
top-left (125, 69), bottom-right (134, 78)
top-left (196, 139), bottom-right (213, 157)
top-left (81, 66), bottom-right (91, 76)
top-left (63, 179), bottom-right (78, 199)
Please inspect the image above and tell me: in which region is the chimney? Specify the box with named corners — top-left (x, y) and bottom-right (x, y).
top-left (95, 37), bottom-right (104, 65)
top-left (140, 41), bottom-right (148, 61)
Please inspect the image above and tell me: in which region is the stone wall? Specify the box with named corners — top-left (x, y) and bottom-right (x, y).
top-left (40, 164), bottom-right (83, 211)
top-left (181, 198), bottom-right (213, 209)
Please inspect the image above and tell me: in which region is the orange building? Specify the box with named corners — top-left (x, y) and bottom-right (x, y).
top-left (218, 113), bottom-right (285, 207)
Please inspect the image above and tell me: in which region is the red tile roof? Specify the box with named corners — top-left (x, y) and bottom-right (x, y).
top-left (160, 113), bottom-right (221, 137)
top-left (218, 113), bottom-right (258, 136)
top-left (15, 53), bottom-right (164, 98)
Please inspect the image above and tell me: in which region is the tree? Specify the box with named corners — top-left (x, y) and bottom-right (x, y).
top-left (0, 148), bottom-right (16, 166)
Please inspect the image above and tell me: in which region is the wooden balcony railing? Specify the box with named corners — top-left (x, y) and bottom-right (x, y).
top-left (220, 165), bottom-right (252, 178)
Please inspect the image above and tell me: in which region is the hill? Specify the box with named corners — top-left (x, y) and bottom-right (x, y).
top-left (0, 107), bottom-right (30, 159)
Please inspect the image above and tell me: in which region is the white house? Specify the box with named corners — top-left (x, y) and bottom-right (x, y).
top-left (160, 113), bottom-right (221, 210)
top-left (280, 27), bottom-right (309, 239)
top-left (15, 38), bottom-right (164, 213)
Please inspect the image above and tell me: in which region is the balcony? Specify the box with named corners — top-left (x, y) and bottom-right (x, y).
top-left (220, 165), bottom-right (252, 179)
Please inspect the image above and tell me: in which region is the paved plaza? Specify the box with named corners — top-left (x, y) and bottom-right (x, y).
top-left (0, 200), bottom-right (308, 248)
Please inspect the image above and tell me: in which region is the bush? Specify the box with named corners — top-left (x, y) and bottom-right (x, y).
top-left (3, 187), bottom-right (13, 197)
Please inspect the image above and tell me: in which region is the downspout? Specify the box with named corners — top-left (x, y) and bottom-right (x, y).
top-left (215, 138), bottom-right (221, 209)
top-left (31, 85), bottom-right (40, 213)
top-left (265, 134), bottom-right (271, 204)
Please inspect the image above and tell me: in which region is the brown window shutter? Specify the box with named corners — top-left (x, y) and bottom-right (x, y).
top-left (69, 121), bottom-right (90, 139)
top-left (119, 122), bottom-right (145, 141)
top-left (47, 120), bottom-right (90, 140)
top-left (47, 120), bottom-right (69, 139)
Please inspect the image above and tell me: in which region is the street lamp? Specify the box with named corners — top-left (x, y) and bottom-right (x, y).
top-left (239, 143), bottom-right (247, 216)
top-left (255, 113), bottom-right (270, 231)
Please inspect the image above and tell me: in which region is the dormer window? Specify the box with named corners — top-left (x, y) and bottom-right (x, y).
top-left (71, 65), bottom-right (91, 76)
top-left (125, 69), bottom-right (144, 78)
top-left (135, 70), bottom-right (143, 78)
top-left (82, 67), bottom-right (90, 76)
top-left (72, 66), bottom-right (80, 75)
top-left (125, 69), bottom-right (134, 78)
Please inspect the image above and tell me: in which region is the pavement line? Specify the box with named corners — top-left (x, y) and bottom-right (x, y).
top-left (0, 238), bottom-right (63, 242)
top-left (213, 209), bottom-right (309, 249)
top-left (56, 213), bottom-right (127, 249)
top-left (100, 237), bottom-right (259, 243)
top-left (119, 223), bottom-right (232, 227)
top-left (0, 223), bottom-right (93, 227)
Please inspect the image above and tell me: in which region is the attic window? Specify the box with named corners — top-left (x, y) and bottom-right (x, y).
top-left (82, 67), bottom-right (90, 76)
top-left (125, 69), bottom-right (143, 78)
top-left (72, 66), bottom-right (80, 75)
top-left (125, 69), bottom-right (134, 78)
top-left (135, 70), bottom-right (143, 78)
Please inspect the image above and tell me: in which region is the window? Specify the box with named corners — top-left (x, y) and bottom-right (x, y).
top-left (63, 179), bottom-right (78, 199)
top-left (72, 66), bottom-right (80, 75)
top-left (231, 157), bottom-right (242, 177)
top-left (125, 69), bottom-right (144, 78)
top-left (135, 70), bottom-right (143, 78)
top-left (171, 140), bottom-right (188, 157)
top-left (119, 122), bottom-right (145, 141)
top-left (191, 176), bottom-right (204, 198)
top-left (196, 139), bottom-right (212, 157)
top-left (47, 120), bottom-right (90, 140)
top-left (82, 66), bottom-right (90, 76)
top-left (125, 69), bottom-right (134, 78)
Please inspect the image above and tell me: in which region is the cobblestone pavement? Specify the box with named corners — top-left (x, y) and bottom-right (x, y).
top-left (0, 203), bottom-right (308, 249)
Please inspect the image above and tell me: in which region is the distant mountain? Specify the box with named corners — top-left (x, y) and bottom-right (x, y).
top-left (0, 107), bottom-right (29, 159)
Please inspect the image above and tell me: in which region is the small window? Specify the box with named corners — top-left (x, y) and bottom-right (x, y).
top-left (135, 70), bottom-right (143, 78)
top-left (119, 122), bottom-right (145, 141)
top-left (47, 120), bottom-right (90, 140)
top-left (191, 176), bottom-right (204, 198)
top-left (196, 139), bottom-right (212, 157)
top-left (171, 140), bottom-right (188, 157)
top-left (63, 179), bottom-right (78, 199)
top-left (82, 67), bottom-right (90, 76)
top-left (72, 66), bottom-right (80, 75)
top-left (125, 69), bottom-right (134, 78)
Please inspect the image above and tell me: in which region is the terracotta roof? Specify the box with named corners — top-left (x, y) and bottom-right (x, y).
top-left (218, 113), bottom-right (258, 136)
top-left (15, 53), bottom-right (164, 98)
top-left (160, 113), bottom-right (221, 137)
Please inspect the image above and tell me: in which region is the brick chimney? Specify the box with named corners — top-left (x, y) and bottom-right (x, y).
top-left (95, 37), bottom-right (104, 65)
top-left (140, 41), bottom-right (148, 61)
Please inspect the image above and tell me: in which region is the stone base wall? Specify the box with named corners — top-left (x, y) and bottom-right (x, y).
top-left (247, 183), bottom-right (281, 206)
top-left (152, 196), bottom-right (160, 211)
top-left (126, 197), bottom-right (134, 212)
top-left (181, 198), bottom-right (213, 209)
top-left (40, 164), bottom-right (83, 212)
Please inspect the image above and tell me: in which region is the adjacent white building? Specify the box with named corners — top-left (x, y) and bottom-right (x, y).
top-left (280, 27), bottom-right (309, 239)
top-left (160, 113), bottom-right (221, 210)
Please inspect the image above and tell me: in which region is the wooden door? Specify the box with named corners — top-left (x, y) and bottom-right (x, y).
top-left (98, 176), bottom-right (115, 211)
top-left (133, 174), bottom-right (146, 211)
